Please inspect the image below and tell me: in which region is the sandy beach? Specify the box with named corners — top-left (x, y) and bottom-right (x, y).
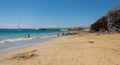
top-left (0, 32), bottom-right (120, 65)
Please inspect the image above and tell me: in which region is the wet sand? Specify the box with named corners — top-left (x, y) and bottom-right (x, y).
top-left (0, 32), bottom-right (120, 65)
top-left (0, 37), bottom-right (56, 53)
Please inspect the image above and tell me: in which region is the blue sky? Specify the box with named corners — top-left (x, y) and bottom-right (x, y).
top-left (0, 0), bottom-right (120, 28)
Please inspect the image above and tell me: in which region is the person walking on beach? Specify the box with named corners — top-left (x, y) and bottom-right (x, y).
top-left (62, 32), bottom-right (64, 36)
top-left (57, 33), bottom-right (59, 36)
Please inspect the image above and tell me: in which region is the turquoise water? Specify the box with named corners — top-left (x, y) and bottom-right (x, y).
top-left (0, 29), bottom-right (64, 53)
top-left (0, 29), bottom-right (62, 44)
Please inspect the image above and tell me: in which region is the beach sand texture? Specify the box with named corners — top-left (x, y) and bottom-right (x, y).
top-left (0, 33), bottom-right (120, 65)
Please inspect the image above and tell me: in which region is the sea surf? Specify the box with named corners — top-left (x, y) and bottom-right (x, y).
top-left (0, 29), bottom-right (64, 53)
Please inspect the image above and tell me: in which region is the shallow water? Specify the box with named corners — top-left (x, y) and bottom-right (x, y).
top-left (0, 36), bottom-right (57, 53)
top-left (0, 29), bottom-right (63, 53)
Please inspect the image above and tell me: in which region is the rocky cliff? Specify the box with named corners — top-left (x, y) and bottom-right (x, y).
top-left (91, 6), bottom-right (120, 32)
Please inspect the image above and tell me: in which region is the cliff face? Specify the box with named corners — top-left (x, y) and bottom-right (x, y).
top-left (91, 6), bottom-right (120, 32)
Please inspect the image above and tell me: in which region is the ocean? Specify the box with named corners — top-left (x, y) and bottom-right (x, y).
top-left (0, 29), bottom-right (63, 53)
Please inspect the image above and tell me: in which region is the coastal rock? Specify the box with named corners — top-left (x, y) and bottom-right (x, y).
top-left (91, 6), bottom-right (120, 32)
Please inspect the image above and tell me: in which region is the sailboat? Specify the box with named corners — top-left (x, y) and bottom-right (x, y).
top-left (17, 29), bottom-right (22, 31)
top-left (17, 22), bottom-right (23, 31)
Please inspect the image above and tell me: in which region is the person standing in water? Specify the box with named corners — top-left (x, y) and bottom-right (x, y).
top-left (28, 34), bottom-right (30, 38)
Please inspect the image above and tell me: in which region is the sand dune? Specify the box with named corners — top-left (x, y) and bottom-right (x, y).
top-left (0, 32), bottom-right (120, 65)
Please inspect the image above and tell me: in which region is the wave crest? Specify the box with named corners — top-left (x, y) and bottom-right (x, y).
top-left (0, 35), bottom-right (57, 44)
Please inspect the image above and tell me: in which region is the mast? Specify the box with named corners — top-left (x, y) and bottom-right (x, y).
top-left (17, 22), bottom-right (22, 31)
top-left (17, 22), bottom-right (21, 29)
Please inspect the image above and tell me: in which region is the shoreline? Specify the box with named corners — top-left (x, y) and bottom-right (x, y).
top-left (0, 36), bottom-right (58, 54)
top-left (0, 32), bottom-right (120, 65)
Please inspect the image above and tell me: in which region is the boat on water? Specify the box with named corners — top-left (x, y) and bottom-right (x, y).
top-left (17, 22), bottom-right (23, 31)
top-left (16, 29), bottom-right (23, 31)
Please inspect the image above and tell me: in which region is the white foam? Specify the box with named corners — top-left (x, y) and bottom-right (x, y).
top-left (40, 35), bottom-right (57, 38)
top-left (0, 34), bottom-right (57, 44)
top-left (0, 37), bottom-right (33, 44)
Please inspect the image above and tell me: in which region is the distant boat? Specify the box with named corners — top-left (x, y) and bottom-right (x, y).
top-left (17, 30), bottom-right (22, 31)
top-left (17, 22), bottom-right (23, 31)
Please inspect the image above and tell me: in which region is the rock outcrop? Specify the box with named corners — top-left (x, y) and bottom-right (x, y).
top-left (91, 6), bottom-right (120, 32)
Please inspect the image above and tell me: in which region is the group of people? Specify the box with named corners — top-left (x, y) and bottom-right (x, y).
top-left (27, 32), bottom-right (72, 38)
top-left (57, 32), bottom-right (66, 36)
top-left (57, 31), bottom-right (78, 36)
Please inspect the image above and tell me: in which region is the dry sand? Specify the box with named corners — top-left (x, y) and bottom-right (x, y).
top-left (0, 32), bottom-right (120, 65)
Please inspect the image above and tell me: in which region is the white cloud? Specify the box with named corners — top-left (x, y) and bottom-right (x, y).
top-left (0, 23), bottom-right (31, 29)
top-left (32, 24), bottom-right (59, 28)
top-left (43, 25), bottom-right (59, 28)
